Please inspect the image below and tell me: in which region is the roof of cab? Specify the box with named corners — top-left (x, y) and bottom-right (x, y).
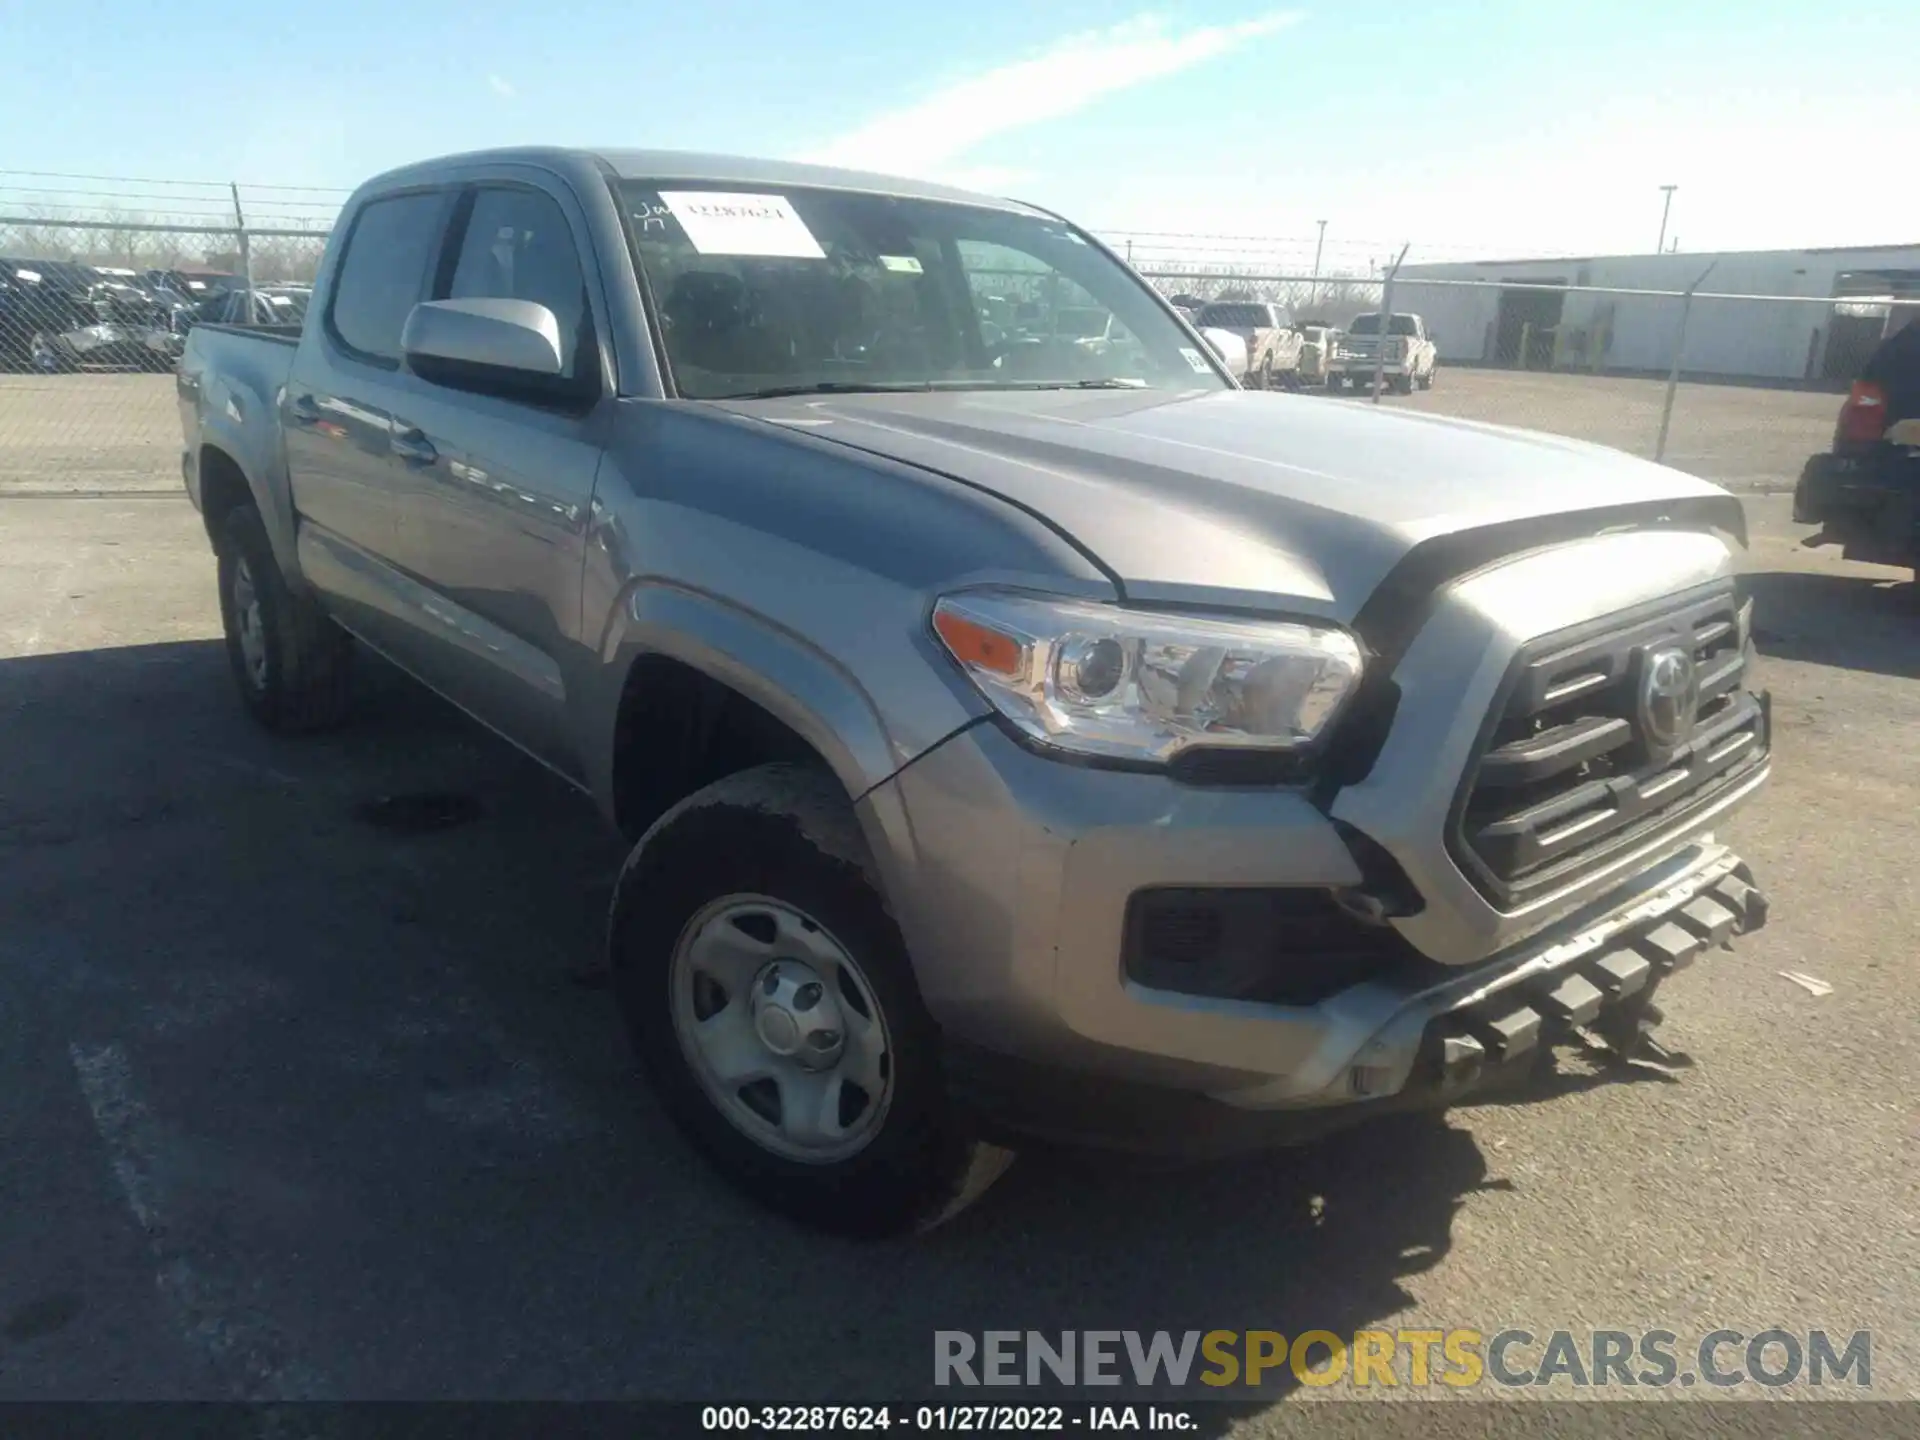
top-left (354, 146), bottom-right (1048, 217)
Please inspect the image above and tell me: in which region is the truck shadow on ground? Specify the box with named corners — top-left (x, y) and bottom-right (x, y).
top-left (1744, 567), bottom-right (1920, 680)
top-left (0, 637), bottom-right (1684, 1417)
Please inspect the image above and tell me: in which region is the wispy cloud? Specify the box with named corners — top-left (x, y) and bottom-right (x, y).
top-left (802, 11), bottom-right (1300, 185)
top-left (488, 74), bottom-right (516, 99)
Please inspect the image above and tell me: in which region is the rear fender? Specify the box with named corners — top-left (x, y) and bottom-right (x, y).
top-left (193, 378), bottom-right (301, 588)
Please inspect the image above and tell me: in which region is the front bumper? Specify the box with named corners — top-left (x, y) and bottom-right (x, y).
top-left (1330, 353), bottom-right (1409, 374)
top-left (949, 846), bottom-right (1762, 1158)
top-left (855, 530), bottom-right (1770, 1155)
top-left (862, 715), bottom-right (1766, 1141)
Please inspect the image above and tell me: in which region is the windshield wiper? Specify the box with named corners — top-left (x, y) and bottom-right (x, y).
top-left (712, 376), bottom-right (1156, 401)
top-left (991, 378), bottom-right (1151, 391)
top-left (711, 380), bottom-right (938, 400)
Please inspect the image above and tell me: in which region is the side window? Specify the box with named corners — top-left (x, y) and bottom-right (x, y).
top-left (326, 192), bottom-right (445, 363)
top-left (445, 187), bottom-right (592, 382)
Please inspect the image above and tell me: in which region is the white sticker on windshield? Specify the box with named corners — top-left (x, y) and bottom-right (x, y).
top-left (879, 255), bottom-right (923, 274)
top-left (1180, 347), bottom-right (1212, 373)
top-left (658, 191), bottom-right (826, 259)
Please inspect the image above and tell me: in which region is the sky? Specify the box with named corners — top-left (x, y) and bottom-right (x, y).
top-left (1, 0), bottom-right (1913, 272)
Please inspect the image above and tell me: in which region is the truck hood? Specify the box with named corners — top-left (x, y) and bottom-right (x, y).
top-left (717, 387), bottom-right (1738, 620)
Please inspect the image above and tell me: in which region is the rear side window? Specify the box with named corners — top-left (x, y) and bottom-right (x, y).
top-left (327, 192), bottom-right (445, 363)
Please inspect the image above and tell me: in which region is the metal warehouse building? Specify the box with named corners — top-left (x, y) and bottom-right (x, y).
top-left (1397, 243), bottom-right (1920, 384)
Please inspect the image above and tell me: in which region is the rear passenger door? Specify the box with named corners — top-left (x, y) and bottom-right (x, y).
top-left (377, 178), bottom-right (611, 781)
top-left (282, 187), bottom-right (451, 652)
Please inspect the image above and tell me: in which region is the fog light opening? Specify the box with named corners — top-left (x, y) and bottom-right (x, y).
top-left (1348, 1063), bottom-right (1396, 1098)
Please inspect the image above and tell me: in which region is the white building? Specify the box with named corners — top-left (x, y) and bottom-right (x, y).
top-left (1396, 243), bottom-right (1920, 383)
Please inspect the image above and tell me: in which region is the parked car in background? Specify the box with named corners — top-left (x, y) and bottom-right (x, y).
top-left (1196, 324), bottom-right (1248, 379)
top-left (1794, 310), bottom-right (1920, 586)
top-left (1194, 300), bottom-right (1303, 389)
top-left (1, 258), bottom-right (94, 369)
top-left (180, 146), bottom-right (1772, 1237)
top-left (198, 285), bottom-right (313, 329)
top-left (1296, 320), bottom-right (1341, 387)
top-left (1328, 312), bottom-right (1437, 394)
top-left (1167, 293), bottom-right (1207, 324)
top-left (0, 259), bottom-right (178, 372)
top-left (141, 268), bottom-right (243, 307)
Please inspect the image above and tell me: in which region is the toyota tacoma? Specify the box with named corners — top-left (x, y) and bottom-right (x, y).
top-left (177, 147), bottom-right (1772, 1236)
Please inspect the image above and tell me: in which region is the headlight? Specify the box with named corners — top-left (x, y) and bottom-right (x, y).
top-left (932, 591), bottom-right (1364, 765)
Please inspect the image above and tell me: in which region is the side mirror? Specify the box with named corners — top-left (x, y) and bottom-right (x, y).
top-left (402, 298), bottom-right (564, 377)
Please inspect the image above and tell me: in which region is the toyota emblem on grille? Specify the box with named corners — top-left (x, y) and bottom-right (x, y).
top-left (1639, 645), bottom-right (1700, 751)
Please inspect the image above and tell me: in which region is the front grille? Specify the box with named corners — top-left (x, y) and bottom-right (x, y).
top-left (1449, 583), bottom-right (1770, 907)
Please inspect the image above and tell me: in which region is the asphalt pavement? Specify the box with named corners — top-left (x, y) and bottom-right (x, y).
top-left (0, 491), bottom-right (1914, 1426)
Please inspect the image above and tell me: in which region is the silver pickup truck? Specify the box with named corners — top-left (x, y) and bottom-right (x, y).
top-left (1328, 311), bottom-right (1438, 394)
top-left (178, 147), bottom-right (1772, 1237)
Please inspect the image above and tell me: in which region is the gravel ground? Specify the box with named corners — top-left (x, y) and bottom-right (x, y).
top-left (0, 488), bottom-right (1912, 1429)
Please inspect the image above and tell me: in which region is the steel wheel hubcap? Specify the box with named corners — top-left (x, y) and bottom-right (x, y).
top-left (670, 894), bottom-right (894, 1164)
top-left (232, 560), bottom-right (267, 688)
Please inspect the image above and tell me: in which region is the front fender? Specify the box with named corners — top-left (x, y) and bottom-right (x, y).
top-left (580, 579), bottom-right (941, 824)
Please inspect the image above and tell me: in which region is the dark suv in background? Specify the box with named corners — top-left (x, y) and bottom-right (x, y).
top-left (1795, 311), bottom-right (1920, 585)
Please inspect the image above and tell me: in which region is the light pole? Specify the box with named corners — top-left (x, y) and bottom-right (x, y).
top-left (1309, 219), bottom-right (1327, 306)
top-left (1656, 185), bottom-right (1677, 255)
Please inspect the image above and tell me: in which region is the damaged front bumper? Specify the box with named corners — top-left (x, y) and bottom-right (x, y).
top-left (1210, 842), bottom-right (1766, 1112)
top-left (945, 841), bottom-right (1767, 1160)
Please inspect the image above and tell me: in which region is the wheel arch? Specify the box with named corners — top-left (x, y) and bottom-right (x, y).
top-left (589, 583), bottom-right (911, 845)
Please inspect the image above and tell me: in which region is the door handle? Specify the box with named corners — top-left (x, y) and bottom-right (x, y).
top-left (390, 427), bottom-right (438, 466)
top-left (287, 393), bottom-right (322, 426)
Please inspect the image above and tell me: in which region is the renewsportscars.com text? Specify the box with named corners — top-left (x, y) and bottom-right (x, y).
top-left (934, 1329), bottom-right (1872, 1390)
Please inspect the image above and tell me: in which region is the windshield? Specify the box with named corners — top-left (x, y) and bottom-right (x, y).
top-left (616, 182), bottom-right (1226, 399)
top-left (1349, 313), bottom-right (1418, 337)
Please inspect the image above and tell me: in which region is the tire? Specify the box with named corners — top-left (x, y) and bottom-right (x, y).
top-left (1418, 366), bottom-right (1435, 391)
top-left (1393, 371), bottom-right (1416, 396)
top-left (215, 504), bottom-right (354, 732)
top-left (609, 763), bottom-right (1014, 1237)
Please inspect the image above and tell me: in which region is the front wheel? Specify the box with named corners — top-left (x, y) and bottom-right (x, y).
top-left (609, 764), bottom-right (1014, 1237)
top-left (1417, 366), bottom-right (1435, 391)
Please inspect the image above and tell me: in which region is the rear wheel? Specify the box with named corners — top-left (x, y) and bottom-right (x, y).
top-left (216, 505), bottom-right (354, 732)
top-left (609, 764), bottom-right (1014, 1237)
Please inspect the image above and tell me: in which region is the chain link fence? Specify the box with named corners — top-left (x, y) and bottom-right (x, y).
top-left (1, 203), bottom-right (1913, 501)
top-left (1128, 256), bottom-right (1918, 494)
top-left (1, 216), bottom-right (328, 495)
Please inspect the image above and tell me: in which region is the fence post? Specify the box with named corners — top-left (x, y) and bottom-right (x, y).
top-left (1517, 321), bottom-right (1532, 371)
top-left (1654, 262), bottom-right (1717, 464)
top-left (1370, 242), bottom-right (1409, 403)
top-left (231, 182), bottom-right (255, 319)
